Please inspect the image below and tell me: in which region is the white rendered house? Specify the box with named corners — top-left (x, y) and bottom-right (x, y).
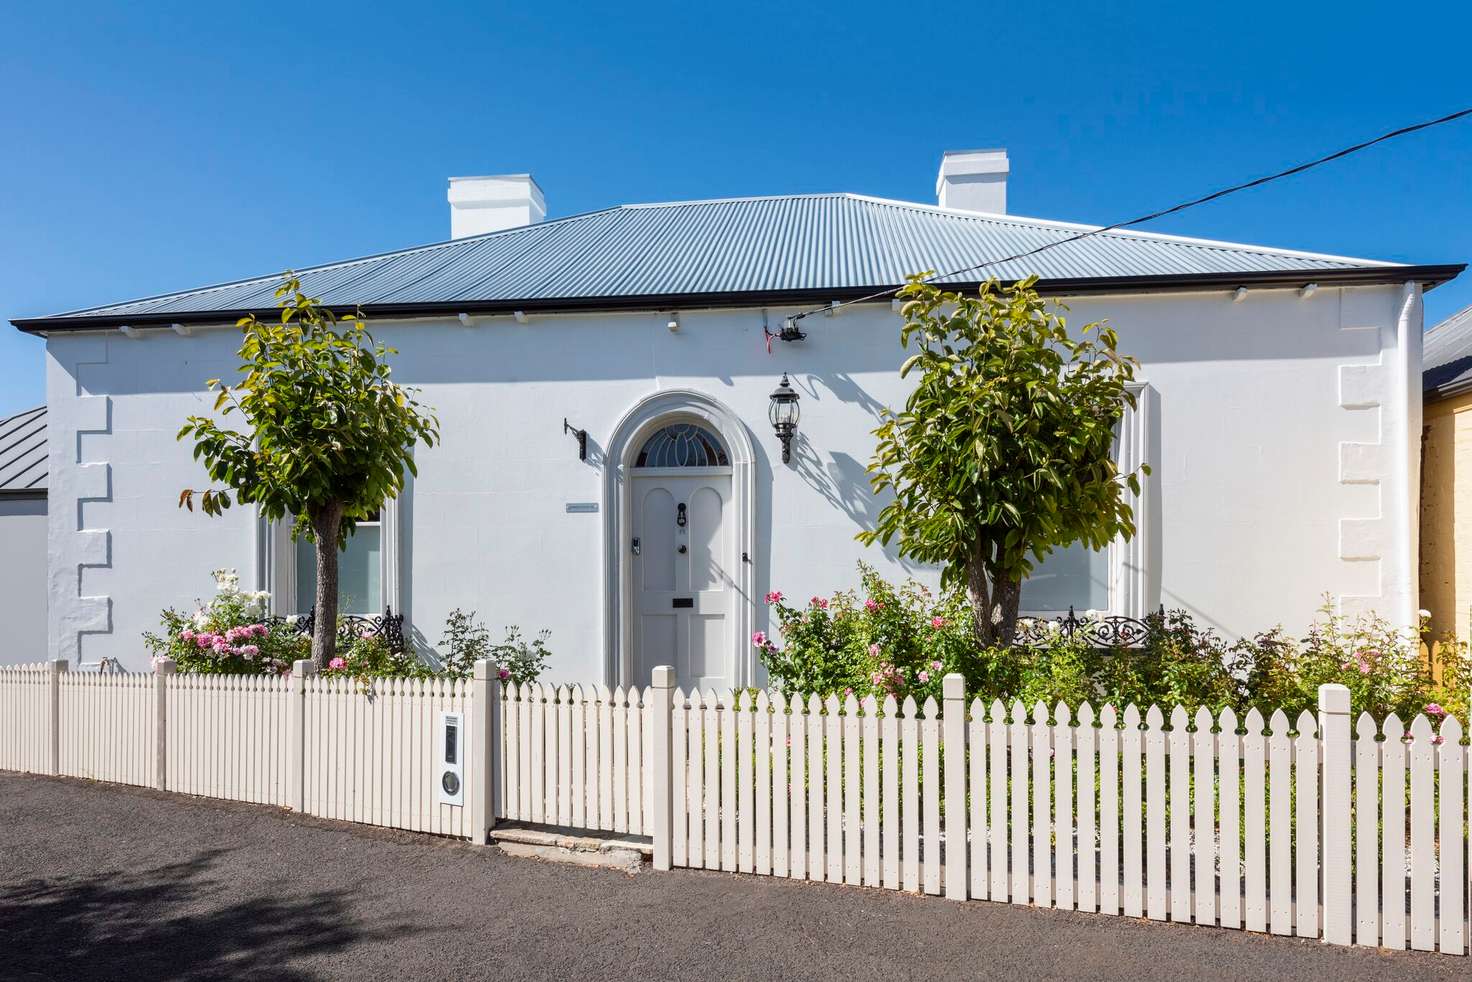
top-left (11, 150), bottom-right (1462, 688)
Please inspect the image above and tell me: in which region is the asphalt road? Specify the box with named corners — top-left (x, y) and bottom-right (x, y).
top-left (0, 773), bottom-right (1452, 981)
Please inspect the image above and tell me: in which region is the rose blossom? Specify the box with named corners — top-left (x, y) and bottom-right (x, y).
top-left (328, 657), bottom-right (347, 670)
top-left (751, 631), bottom-right (768, 648)
top-left (917, 670), bottom-right (930, 684)
top-left (497, 668), bottom-right (511, 681)
top-left (930, 660), bottom-right (942, 671)
top-left (765, 591), bottom-right (784, 605)
top-left (930, 616), bottom-right (945, 628)
top-left (1425, 703), bottom-right (1446, 718)
top-left (810, 596), bottom-right (828, 610)
top-left (868, 643), bottom-right (880, 657)
top-left (864, 598), bottom-right (881, 612)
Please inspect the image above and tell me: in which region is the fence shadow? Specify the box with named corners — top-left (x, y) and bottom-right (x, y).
top-left (0, 847), bottom-right (423, 981)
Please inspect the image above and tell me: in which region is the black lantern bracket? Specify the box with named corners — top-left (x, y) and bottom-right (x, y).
top-left (563, 418), bottom-right (588, 461)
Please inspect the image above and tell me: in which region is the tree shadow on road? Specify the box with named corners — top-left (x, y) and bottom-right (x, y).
top-left (0, 846), bottom-right (426, 981)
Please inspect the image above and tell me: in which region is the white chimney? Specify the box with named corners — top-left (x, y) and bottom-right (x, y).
top-left (447, 174), bottom-right (546, 239)
top-left (936, 148), bottom-right (1009, 215)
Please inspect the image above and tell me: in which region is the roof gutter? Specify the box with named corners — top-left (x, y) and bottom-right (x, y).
top-left (12, 263), bottom-right (1465, 334)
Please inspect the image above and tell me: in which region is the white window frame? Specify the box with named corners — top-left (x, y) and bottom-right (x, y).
top-left (1018, 382), bottom-right (1155, 619)
top-left (257, 498), bottom-right (402, 617)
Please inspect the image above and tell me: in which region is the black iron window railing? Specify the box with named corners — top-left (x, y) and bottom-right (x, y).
top-left (269, 606), bottom-right (406, 654)
top-left (1013, 606), bottom-right (1167, 649)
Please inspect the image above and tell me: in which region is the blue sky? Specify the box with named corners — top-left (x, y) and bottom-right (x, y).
top-left (2, 1), bottom-right (1469, 418)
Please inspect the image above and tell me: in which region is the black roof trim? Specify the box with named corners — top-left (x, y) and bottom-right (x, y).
top-left (13, 264), bottom-right (1464, 334)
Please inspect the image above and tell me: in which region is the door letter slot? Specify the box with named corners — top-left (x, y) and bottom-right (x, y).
top-left (672, 597), bottom-right (694, 609)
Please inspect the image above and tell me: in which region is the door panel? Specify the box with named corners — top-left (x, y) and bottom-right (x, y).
top-left (631, 473), bottom-right (733, 692)
top-left (640, 488), bottom-right (676, 591)
top-left (687, 614), bottom-right (725, 687)
top-left (639, 614), bottom-right (677, 689)
top-left (688, 486), bottom-right (725, 591)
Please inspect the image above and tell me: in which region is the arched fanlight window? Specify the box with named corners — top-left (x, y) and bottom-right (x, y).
top-left (635, 422), bottom-right (730, 467)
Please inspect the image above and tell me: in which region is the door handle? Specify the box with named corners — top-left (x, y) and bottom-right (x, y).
top-left (678, 544), bottom-right (688, 555)
top-left (631, 537), bottom-right (641, 555)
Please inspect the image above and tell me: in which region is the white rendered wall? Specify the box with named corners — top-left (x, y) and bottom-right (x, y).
top-left (39, 282), bottom-right (1422, 674)
top-left (0, 497), bottom-right (48, 661)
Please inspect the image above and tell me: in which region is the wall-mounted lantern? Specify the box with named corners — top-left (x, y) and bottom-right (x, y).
top-left (768, 374), bottom-right (800, 464)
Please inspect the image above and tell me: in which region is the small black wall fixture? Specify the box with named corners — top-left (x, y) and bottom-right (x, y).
top-left (768, 373), bottom-right (801, 464)
top-left (563, 418), bottom-right (588, 461)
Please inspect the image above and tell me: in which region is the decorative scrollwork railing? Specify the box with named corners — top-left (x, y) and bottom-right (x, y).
top-left (1013, 605), bottom-right (1165, 649)
top-left (271, 606), bottom-right (406, 654)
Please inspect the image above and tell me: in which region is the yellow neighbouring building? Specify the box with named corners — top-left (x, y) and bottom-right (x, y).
top-left (1421, 303), bottom-right (1472, 644)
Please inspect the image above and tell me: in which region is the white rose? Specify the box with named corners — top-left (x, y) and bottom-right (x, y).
top-left (192, 610), bottom-right (209, 629)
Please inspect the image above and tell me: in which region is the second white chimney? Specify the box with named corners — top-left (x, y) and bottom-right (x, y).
top-left (936, 149), bottom-right (1009, 215)
top-left (447, 174), bottom-right (546, 239)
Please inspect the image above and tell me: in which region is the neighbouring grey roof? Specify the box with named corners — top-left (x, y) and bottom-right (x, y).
top-left (0, 406), bottom-right (46, 495)
top-left (1425, 304), bottom-right (1472, 398)
top-left (14, 193), bottom-right (1444, 331)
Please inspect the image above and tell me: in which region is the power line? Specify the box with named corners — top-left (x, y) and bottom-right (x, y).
top-left (786, 106), bottom-right (1472, 327)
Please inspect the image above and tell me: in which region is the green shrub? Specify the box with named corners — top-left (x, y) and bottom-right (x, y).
top-left (757, 565), bottom-right (1469, 721)
top-left (434, 610), bottom-right (551, 686)
top-left (321, 631), bottom-right (430, 681)
top-left (490, 626), bottom-right (552, 687)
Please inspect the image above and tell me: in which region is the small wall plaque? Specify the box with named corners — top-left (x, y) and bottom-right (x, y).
top-left (565, 502), bottom-right (599, 513)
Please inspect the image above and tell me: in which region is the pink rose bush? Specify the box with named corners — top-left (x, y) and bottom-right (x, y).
top-left (143, 568), bottom-right (305, 675)
top-left (753, 563), bottom-right (969, 703)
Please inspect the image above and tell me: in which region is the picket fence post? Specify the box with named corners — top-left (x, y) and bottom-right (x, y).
top-left (1318, 683), bottom-right (1352, 945)
top-left (942, 673), bottom-right (967, 901)
top-left (153, 657), bottom-right (175, 791)
top-left (650, 665), bottom-right (675, 871)
top-left (470, 659), bottom-right (501, 844)
top-left (47, 658), bottom-right (66, 776)
top-left (287, 659), bottom-right (314, 813)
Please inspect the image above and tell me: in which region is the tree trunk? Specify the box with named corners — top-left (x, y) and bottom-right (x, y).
top-left (991, 575), bottom-right (1022, 647)
top-left (966, 538), bottom-right (1023, 648)
top-left (309, 501), bottom-right (345, 669)
top-left (966, 539), bottom-right (997, 646)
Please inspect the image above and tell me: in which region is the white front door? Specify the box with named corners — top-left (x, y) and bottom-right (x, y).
top-left (631, 470), bottom-right (734, 692)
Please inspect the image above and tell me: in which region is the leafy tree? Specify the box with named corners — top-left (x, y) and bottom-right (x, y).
top-left (178, 276), bottom-right (439, 666)
top-left (859, 275), bottom-right (1146, 646)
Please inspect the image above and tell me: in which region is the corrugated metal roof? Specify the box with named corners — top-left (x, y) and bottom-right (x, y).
top-left (1425, 304), bottom-right (1472, 398)
top-left (0, 406), bottom-right (46, 494)
top-left (20, 194), bottom-right (1409, 326)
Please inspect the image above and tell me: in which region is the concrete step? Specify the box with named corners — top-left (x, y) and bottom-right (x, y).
top-left (489, 823), bottom-right (652, 871)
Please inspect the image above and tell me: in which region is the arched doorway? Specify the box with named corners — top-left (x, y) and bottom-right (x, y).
top-left (603, 391), bottom-right (755, 691)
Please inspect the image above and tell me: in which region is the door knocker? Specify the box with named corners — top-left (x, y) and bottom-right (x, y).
top-left (676, 502), bottom-right (687, 528)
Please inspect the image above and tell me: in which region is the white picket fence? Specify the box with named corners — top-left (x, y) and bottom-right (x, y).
top-left (59, 670), bottom-right (157, 787)
top-left (497, 682), bottom-right (651, 834)
top-left (650, 676), bottom-right (1469, 956)
top-left (304, 674), bottom-right (471, 837)
top-left (0, 662), bottom-right (54, 774)
top-left (0, 659), bottom-right (478, 838)
top-left (4, 658), bottom-right (1467, 957)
